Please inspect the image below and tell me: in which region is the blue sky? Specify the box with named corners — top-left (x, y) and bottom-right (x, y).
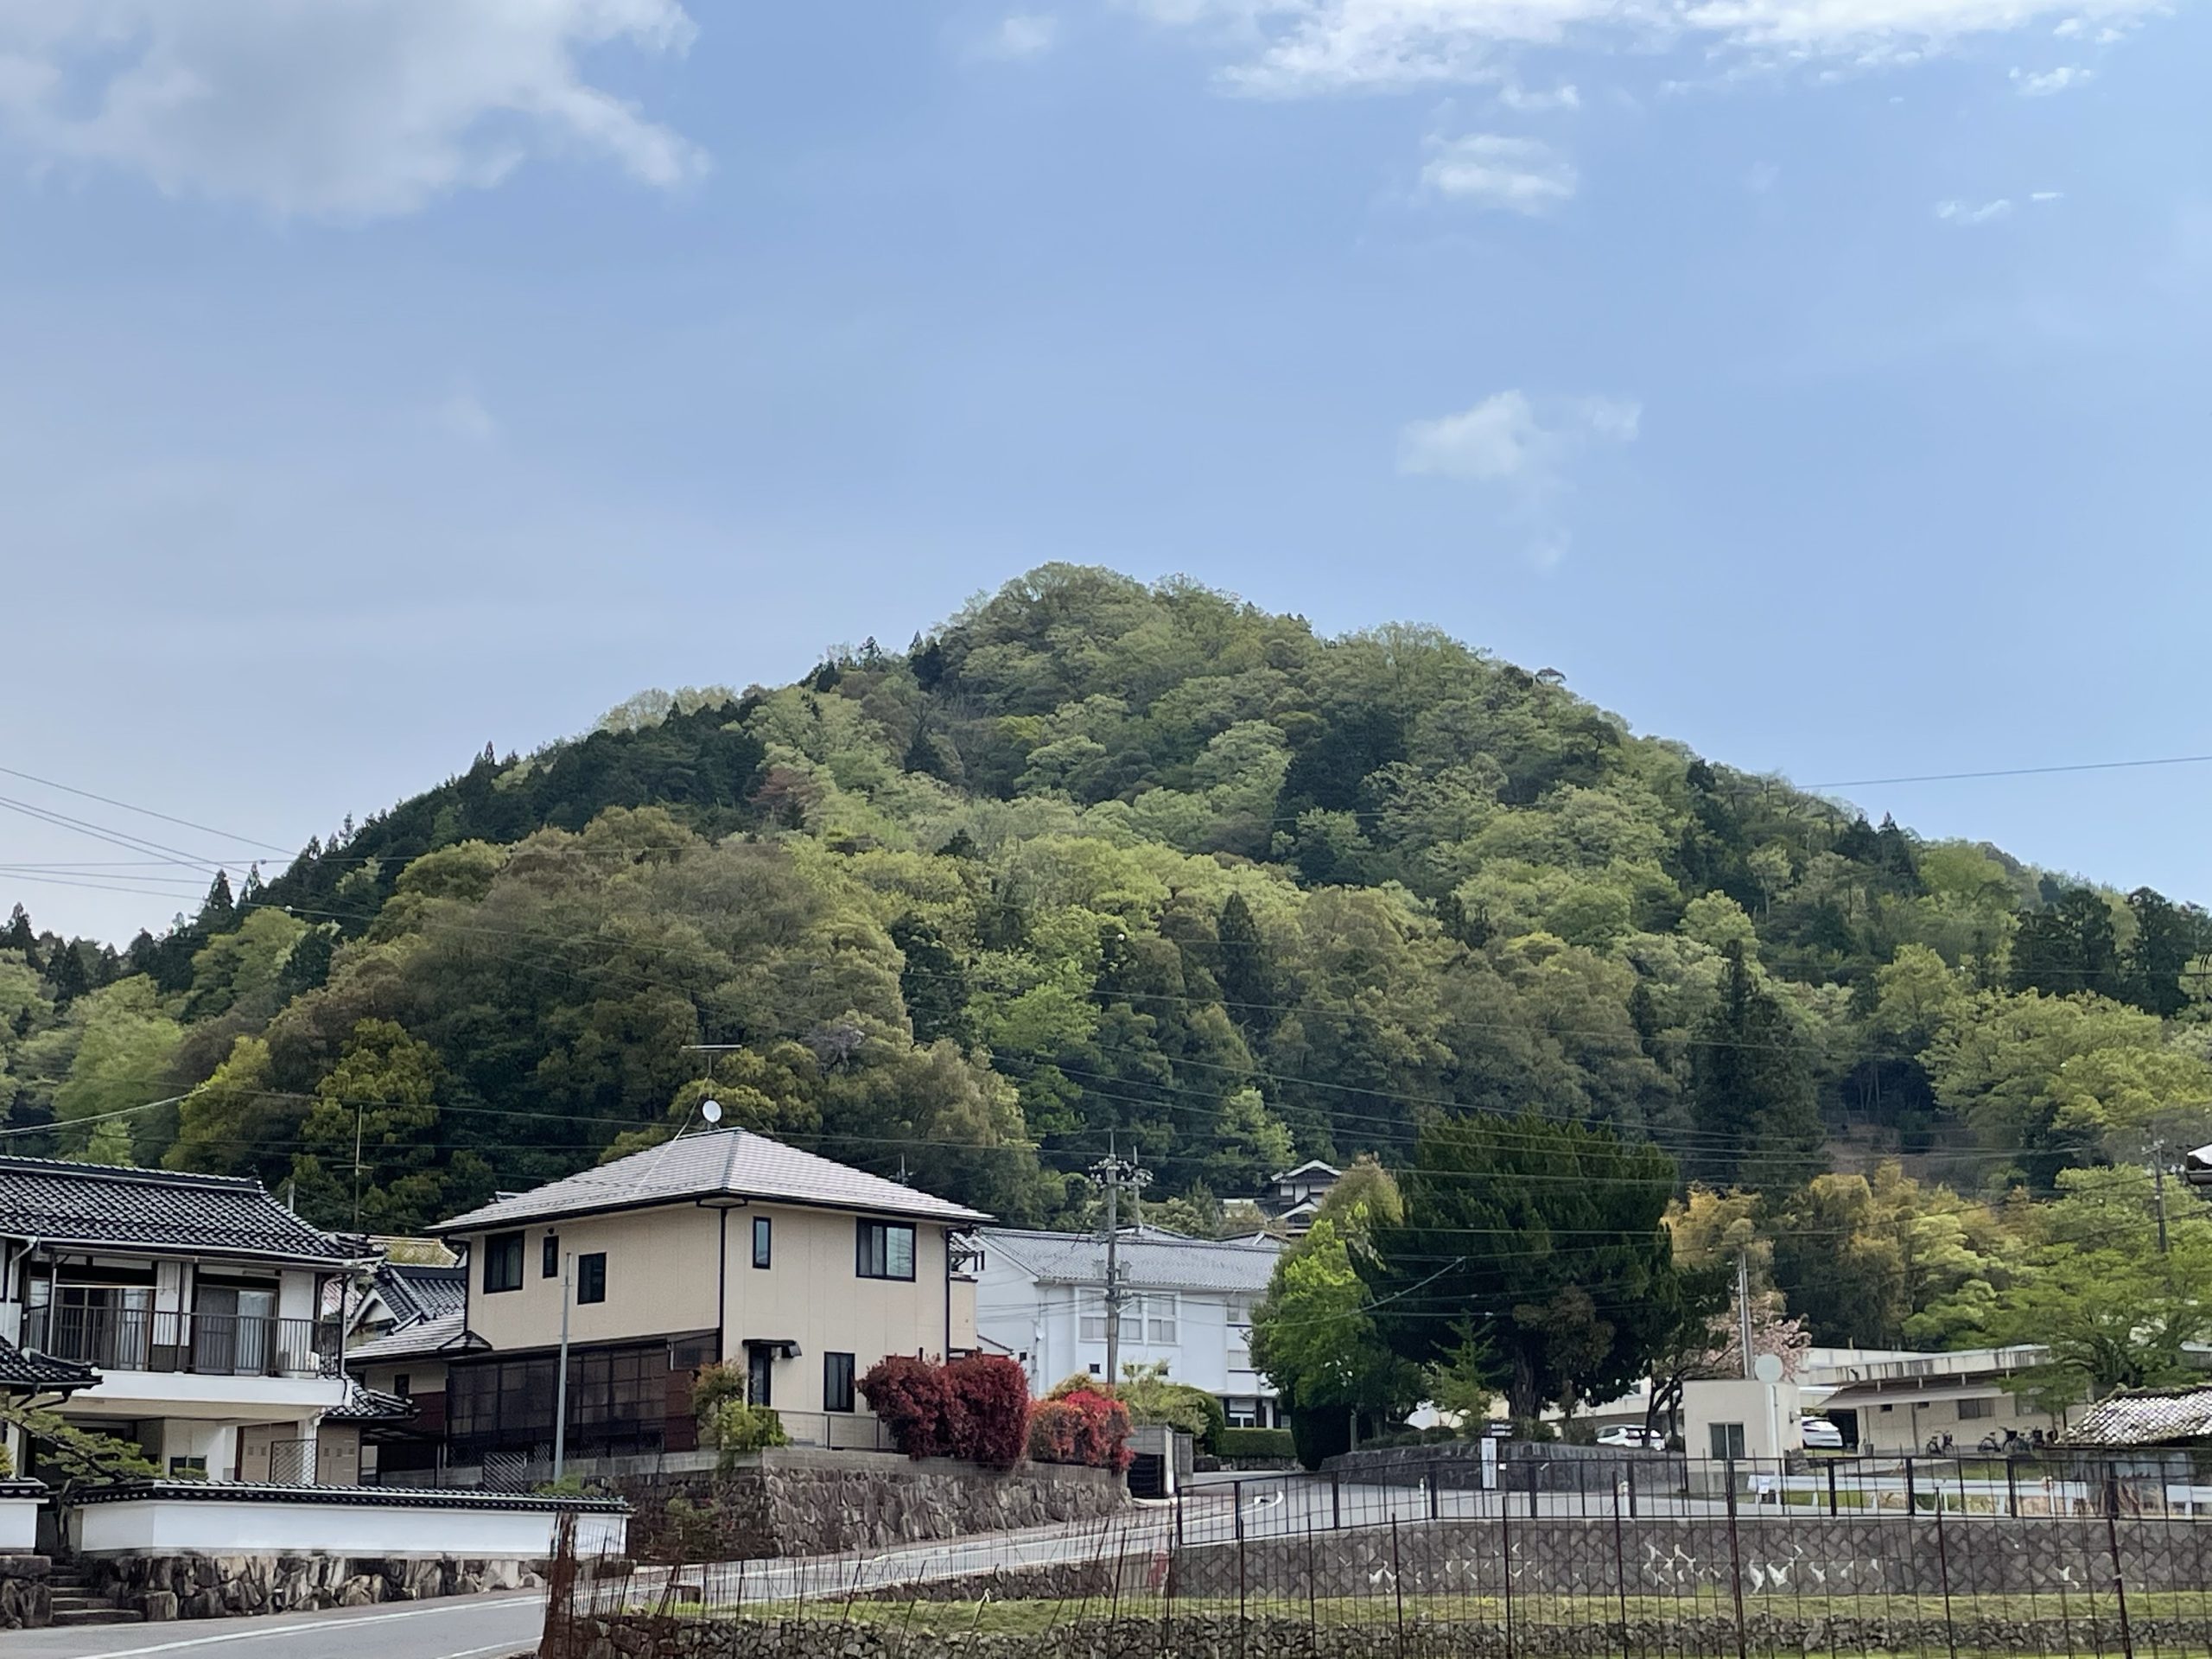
top-left (1, 0), bottom-right (2205, 943)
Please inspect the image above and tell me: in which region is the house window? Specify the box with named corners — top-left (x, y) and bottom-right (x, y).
top-left (543, 1235), bottom-right (560, 1279)
top-left (1709, 1422), bottom-right (1747, 1460)
top-left (1080, 1310), bottom-right (1111, 1343)
top-left (824, 1351), bottom-right (855, 1413)
top-left (168, 1456), bottom-right (207, 1477)
top-left (753, 1217), bottom-right (772, 1269)
top-left (576, 1253), bottom-right (607, 1305)
top-left (393, 1374), bottom-right (411, 1399)
top-left (1957, 1397), bottom-right (1997, 1421)
top-left (1144, 1296), bottom-right (1179, 1344)
top-left (483, 1233), bottom-right (524, 1294)
top-left (856, 1220), bottom-right (915, 1281)
top-left (1226, 1400), bottom-right (1260, 1428)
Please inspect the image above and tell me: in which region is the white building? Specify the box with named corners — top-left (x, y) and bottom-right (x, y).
top-left (0, 1154), bottom-right (366, 1483)
top-left (973, 1225), bottom-right (1283, 1426)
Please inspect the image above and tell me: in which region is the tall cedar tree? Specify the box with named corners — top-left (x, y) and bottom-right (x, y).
top-left (1358, 1112), bottom-right (1684, 1421)
top-left (1687, 942), bottom-right (1823, 1188)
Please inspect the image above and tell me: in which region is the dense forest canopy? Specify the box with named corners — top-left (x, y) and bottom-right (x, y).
top-left (5, 565), bottom-right (2210, 1354)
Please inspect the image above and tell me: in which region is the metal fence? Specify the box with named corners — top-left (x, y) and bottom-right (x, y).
top-left (540, 1454), bottom-right (2212, 1659)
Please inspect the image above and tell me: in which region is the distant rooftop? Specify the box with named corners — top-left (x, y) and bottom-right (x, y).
top-left (0, 1154), bottom-right (360, 1265)
top-left (435, 1128), bottom-right (991, 1235)
top-left (346, 1311), bottom-right (480, 1365)
top-left (372, 1262), bottom-right (467, 1328)
top-left (2068, 1387), bottom-right (2212, 1448)
top-left (982, 1224), bottom-right (1281, 1295)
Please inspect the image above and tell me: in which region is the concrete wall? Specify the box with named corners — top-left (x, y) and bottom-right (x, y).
top-left (70, 1493), bottom-right (626, 1560)
top-left (0, 1494), bottom-right (37, 1552)
top-left (1682, 1378), bottom-right (1802, 1460)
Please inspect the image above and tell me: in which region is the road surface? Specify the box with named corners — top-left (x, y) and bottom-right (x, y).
top-left (0, 1592), bottom-right (543, 1659)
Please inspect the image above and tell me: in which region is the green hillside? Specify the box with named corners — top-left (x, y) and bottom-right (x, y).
top-left (5, 565), bottom-right (2209, 1350)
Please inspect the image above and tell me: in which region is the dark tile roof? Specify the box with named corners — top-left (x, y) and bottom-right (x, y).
top-left (377, 1263), bottom-right (467, 1327)
top-left (346, 1311), bottom-right (483, 1365)
top-left (2067, 1387), bottom-right (2212, 1447)
top-left (0, 1337), bottom-right (96, 1395)
top-left (435, 1128), bottom-right (990, 1234)
top-left (325, 1379), bottom-right (418, 1423)
top-left (0, 1155), bottom-right (360, 1263)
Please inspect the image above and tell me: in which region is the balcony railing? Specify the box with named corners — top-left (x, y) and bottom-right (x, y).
top-left (23, 1305), bottom-right (340, 1380)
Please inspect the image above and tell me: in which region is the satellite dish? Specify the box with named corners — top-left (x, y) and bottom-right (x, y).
top-left (1753, 1353), bottom-right (1784, 1384)
top-left (702, 1098), bottom-right (723, 1125)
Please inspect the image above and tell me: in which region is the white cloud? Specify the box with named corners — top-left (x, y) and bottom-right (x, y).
top-left (0, 0), bottom-right (705, 219)
top-left (432, 387), bottom-right (499, 445)
top-left (1496, 80), bottom-right (1580, 110)
top-left (978, 13), bottom-right (1062, 58)
top-left (2010, 63), bottom-right (2088, 92)
top-left (1420, 133), bottom-right (1577, 213)
top-left (1398, 389), bottom-right (1638, 483)
top-left (1150, 0), bottom-right (2164, 95)
top-left (1936, 197), bottom-right (2013, 224)
top-left (2031, 188), bottom-right (2063, 201)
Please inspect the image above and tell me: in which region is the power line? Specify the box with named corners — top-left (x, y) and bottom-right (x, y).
top-left (0, 766), bottom-right (294, 855)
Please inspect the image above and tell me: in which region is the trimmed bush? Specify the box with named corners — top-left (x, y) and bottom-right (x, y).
top-left (711, 1402), bottom-right (790, 1457)
top-left (1027, 1388), bottom-right (1132, 1472)
top-left (1214, 1427), bottom-right (1295, 1462)
top-left (860, 1356), bottom-right (952, 1459)
top-left (945, 1355), bottom-right (1032, 1471)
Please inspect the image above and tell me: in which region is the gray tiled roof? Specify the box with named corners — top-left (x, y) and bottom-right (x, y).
top-left (346, 1311), bottom-right (479, 1365)
top-left (982, 1226), bottom-right (1282, 1295)
top-left (2066, 1387), bottom-right (2212, 1447)
top-left (376, 1263), bottom-right (467, 1327)
top-left (0, 1155), bottom-right (360, 1264)
top-left (434, 1129), bottom-right (990, 1235)
top-left (0, 1337), bottom-right (97, 1394)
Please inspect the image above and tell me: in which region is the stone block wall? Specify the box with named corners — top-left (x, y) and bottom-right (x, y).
top-left (611, 1451), bottom-right (1127, 1563)
top-left (86, 1554), bottom-right (541, 1621)
top-left (0, 1554), bottom-right (48, 1630)
top-left (1169, 1513), bottom-right (2212, 1601)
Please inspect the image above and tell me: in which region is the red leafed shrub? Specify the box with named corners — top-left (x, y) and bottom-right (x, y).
top-left (944, 1356), bottom-right (1032, 1471)
top-left (859, 1356), bottom-right (950, 1460)
top-left (1027, 1387), bottom-right (1131, 1472)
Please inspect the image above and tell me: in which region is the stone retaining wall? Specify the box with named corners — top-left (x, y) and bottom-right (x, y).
top-left (87, 1553), bottom-right (541, 1621)
top-left (1170, 1513), bottom-right (2212, 1600)
top-left (611, 1452), bottom-right (1127, 1563)
top-left (549, 1609), bottom-right (2190, 1659)
top-left (0, 1554), bottom-right (48, 1630)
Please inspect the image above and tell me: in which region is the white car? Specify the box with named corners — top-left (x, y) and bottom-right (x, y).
top-left (1800, 1416), bottom-right (1845, 1450)
top-left (1596, 1426), bottom-right (1667, 1450)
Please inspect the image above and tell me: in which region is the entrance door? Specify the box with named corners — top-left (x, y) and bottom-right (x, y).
top-left (193, 1287), bottom-right (237, 1375)
top-left (747, 1348), bottom-right (773, 1407)
top-left (236, 1289), bottom-right (276, 1376)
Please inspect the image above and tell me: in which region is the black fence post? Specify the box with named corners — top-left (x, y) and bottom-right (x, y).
top-left (1612, 1465), bottom-right (1631, 1659)
top-left (1234, 1478), bottom-right (1244, 1544)
top-left (1391, 1517), bottom-right (1407, 1659)
top-left (2106, 1471), bottom-right (2137, 1659)
top-left (1527, 1459), bottom-right (1541, 1520)
top-left (1501, 1480), bottom-right (1516, 1659)
top-left (1905, 1456), bottom-right (1917, 1516)
top-left (1827, 1459), bottom-right (1839, 1518)
top-left (1427, 1460), bottom-right (1440, 1522)
top-left (1725, 1459), bottom-right (1747, 1659)
top-left (1935, 1485), bottom-right (1959, 1659)
top-left (2007, 1458), bottom-right (2019, 1519)
top-left (1332, 1471), bottom-right (1342, 1533)
top-left (1627, 1461), bottom-right (1638, 1520)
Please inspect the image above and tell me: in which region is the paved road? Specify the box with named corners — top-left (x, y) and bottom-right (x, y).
top-left (2, 1592), bottom-right (543, 1659)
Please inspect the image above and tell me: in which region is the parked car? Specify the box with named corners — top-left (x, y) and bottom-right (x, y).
top-left (1596, 1426), bottom-right (1668, 1450)
top-left (1801, 1416), bottom-right (1845, 1450)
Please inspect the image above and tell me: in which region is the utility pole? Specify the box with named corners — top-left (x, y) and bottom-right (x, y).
top-left (1737, 1248), bottom-right (1756, 1379)
top-left (2154, 1141), bottom-right (2171, 1256)
top-left (552, 1251), bottom-right (573, 1482)
top-left (1090, 1141), bottom-right (1149, 1395)
top-left (352, 1096), bottom-right (366, 1235)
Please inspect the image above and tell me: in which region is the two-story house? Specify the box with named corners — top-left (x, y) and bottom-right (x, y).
top-left (0, 1155), bottom-right (363, 1483)
top-left (407, 1128), bottom-right (988, 1469)
top-left (973, 1225), bottom-right (1285, 1427)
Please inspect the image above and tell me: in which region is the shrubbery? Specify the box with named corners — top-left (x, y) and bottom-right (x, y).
top-left (1027, 1388), bottom-right (1133, 1472)
top-left (1213, 1427), bottom-right (1295, 1462)
top-left (858, 1354), bottom-right (1031, 1471)
top-left (689, 1361), bottom-right (791, 1467)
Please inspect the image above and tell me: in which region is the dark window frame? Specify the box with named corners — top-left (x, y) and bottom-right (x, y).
top-left (483, 1232), bottom-right (524, 1294)
top-left (576, 1252), bottom-right (607, 1305)
top-left (855, 1219), bottom-right (917, 1281)
top-left (543, 1235), bottom-right (560, 1279)
top-left (824, 1351), bottom-right (855, 1413)
top-left (752, 1216), bottom-right (772, 1270)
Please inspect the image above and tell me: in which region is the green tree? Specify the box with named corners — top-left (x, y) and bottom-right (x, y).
top-left (288, 1019), bottom-right (454, 1234)
top-left (1686, 943), bottom-right (1823, 1187)
top-left (1360, 1112), bottom-right (1683, 1421)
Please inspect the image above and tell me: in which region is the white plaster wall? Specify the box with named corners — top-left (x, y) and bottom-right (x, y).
top-left (73, 1497), bottom-right (626, 1558)
top-left (0, 1497), bottom-right (36, 1550)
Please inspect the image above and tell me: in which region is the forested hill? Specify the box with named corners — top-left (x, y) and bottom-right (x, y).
top-left (6, 564), bottom-right (2210, 1348)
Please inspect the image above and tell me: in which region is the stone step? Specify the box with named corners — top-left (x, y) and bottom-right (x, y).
top-left (50, 1609), bottom-right (143, 1627)
top-left (50, 1594), bottom-right (116, 1610)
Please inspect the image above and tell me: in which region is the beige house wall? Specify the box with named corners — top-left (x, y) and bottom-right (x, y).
top-left (721, 1202), bottom-right (958, 1426)
top-left (456, 1202), bottom-right (723, 1352)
